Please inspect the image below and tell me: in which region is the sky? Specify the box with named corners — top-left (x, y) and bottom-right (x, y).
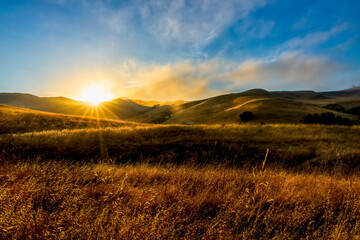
top-left (0, 0), bottom-right (359, 101)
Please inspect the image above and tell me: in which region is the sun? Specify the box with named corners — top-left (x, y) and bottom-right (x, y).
top-left (78, 84), bottom-right (115, 105)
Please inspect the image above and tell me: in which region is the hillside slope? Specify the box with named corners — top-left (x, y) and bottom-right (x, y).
top-left (0, 105), bottom-right (141, 134)
top-left (1, 88), bottom-right (359, 124)
top-left (131, 89), bottom-right (358, 124)
top-left (0, 93), bottom-right (151, 120)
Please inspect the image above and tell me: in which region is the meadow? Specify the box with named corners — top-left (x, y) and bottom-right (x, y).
top-left (1, 105), bottom-right (360, 239)
top-left (2, 124), bottom-right (359, 172)
top-left (2, 161), bottom-right (360, 239)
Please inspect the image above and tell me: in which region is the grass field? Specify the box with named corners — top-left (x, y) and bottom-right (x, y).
top-left (2, 162), bottom-right (360, 239)
top-left (1, 105), bottom-right (360, 239)
top-left (2, 124), bottom-right (359, 171)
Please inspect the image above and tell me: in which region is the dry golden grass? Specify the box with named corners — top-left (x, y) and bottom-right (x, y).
top-left (0, 104), bottom-right (142, 134)
top-left (1, 106), bottom-right (360, 239)
top-left (1, 161), bottom-right (360, 239)
top-left (2, 124), bottom-right (359, 171)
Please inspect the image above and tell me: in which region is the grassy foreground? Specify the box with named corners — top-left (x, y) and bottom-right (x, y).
top-left (1, 106), bottom-right (360, 239)
top-left (1, 161), bottom-right (360, 239)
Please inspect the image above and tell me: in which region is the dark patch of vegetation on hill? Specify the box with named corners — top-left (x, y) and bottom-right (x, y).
top-left (324, 104), bottom-right (360, 118)
top-left (240, 111), bottom-right (254, 122)
top-left (323, 103), bottom-right (345, 112)
top-left (301, 112), bottom-right (354, 126)
top-left (346, 106), bottom-right (360, 116)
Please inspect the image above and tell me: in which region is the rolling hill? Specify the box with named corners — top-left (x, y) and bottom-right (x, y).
top-left (131, 99), bottom-right (187, 107)
top-left (272, 87), bottom-right (360, 106)
top-left (1, 87), bottom-right (359, 124)
top-left (130, 88), bottom-right (360, 124)
top-left (0, 93), bottom-right (151, 120)
top-left (0, 104), bottom-right (142, 134)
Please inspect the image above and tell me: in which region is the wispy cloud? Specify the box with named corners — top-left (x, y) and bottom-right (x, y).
top-left (238, 19), bottom-right (275, 39)
top-left (227, 51), bottom-right (345, 89)
top-left (280, 23), bottom-right (350, 50)
top-left (79, 0), bottom-right (271, 48)
top-left (93, 7), bottom-right (134, 35)
top-left (138, 0), bottom-right (269, 46)
top-left (92, 52), bottom-right (347, 100)
top-left (114, 60), bottom-right (220, 101)
top-left (46, 51), bottom-right (351, 100)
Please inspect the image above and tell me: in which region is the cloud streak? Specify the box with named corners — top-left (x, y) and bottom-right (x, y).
top-left (138, 0), bottom-right (269, 46)
top-left (280, 23), bottom-right (350, 50)
top-left (43, 51), bottom-right (353, 101)
top-left (114, 60), bottom-right (219, 101)
top-left (83, 0), bottom-right (271, 48)
top-left (88, 52), bottom-right (348, 101)
top-left (227, 52), bottom-right (344, 89)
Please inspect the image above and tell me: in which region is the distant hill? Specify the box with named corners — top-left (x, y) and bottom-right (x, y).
top-left (272, 87), bottom-right (360, 101)
top-left (271, 87), bottom-right (360, 114)
top-left (130, 89), bottom-right (359, 124)
top-left (100, 98), bottom-right (151, 119)
top-left (0, 93), bottom-right (151, 120)
top-left (131, 99), bottom-right (187, 107)
top-left (1, 87), bottom-right (359, 124)
top-left (321, 86), bottom-right (360, 98)
top-left (271, 90), bottom-right (331, 100)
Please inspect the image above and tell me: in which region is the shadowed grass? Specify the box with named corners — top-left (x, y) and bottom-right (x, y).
top-left (2, 124), bottom-right (359, 171)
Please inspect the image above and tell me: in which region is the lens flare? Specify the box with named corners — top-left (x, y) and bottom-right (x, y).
top-left (78, 84), bottom-right (114, 105)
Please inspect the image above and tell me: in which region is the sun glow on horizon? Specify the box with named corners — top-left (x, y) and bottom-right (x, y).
top-left (77, 84), bottom-right (115, 105)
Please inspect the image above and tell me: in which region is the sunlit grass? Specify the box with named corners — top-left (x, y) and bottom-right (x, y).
top-left (0, 104), bottom-right (142, 134)
top-left (1, 161), bottom-right (360, 239)
top-left (2, 124), bottom-right (359, 171)
top-left (1, 105), bottom-right (360, 238)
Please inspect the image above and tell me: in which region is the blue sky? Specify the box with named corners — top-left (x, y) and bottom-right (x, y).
top-left (0, 0), bottom-right (359, 100)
